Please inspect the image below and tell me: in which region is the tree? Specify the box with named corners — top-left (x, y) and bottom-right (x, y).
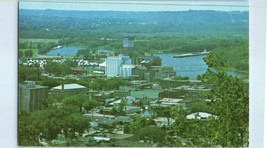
top-left (151, 56), bottom-right (162, 66)
top-left (135, 127), bottom-right (166, 143)
top-left (19, 50), bottom-right (24, 58)
top-left (18, 111), bottom-right (40, 146)
top-left (20, 106), bottom-right (88, 144)
top-left (25, 50), bottom-right (33, 57)
top-left (163, 109), bottom-right (171, 126)
top-left (189, 102), bottom-right (209, 113)
top-left (64, 113), bottom-right (89, 137)
top-left (83, 99), bottom-right (100, 112)
top-left (63, 93), bottom-right (87, 112)
top-left (19, 65), bottom-right (39, 82)
top-left (123, 124), bottom-right (130, 134)
top-left (199, 53), bottom-right (249, 147)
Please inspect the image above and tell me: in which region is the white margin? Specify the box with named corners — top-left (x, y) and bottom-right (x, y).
top-left (0, 0), bottom-right (266, 147)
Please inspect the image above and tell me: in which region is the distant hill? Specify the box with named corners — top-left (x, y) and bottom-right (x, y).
top-left (19, 9), bottom-right (248, 38)
top-left (19, 9), bottom-right (248, 24)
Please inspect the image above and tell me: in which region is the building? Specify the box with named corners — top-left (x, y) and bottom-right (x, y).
top-left (50, 83), bottom-right (87, 96)
top-left (96, 49), bottom-right (114, 56)
top-left (186, 112), bottom-right (215, 120)
top-left (121, 64), bottom-right (135, 77)
top-left (105, 54), bottom-right (132, 77)
top-left (142, 110), bottom-right (153, 118)
top-left (159, 98), bottom-right (184, 106)
top-left (159, 90), bottom-right (187, 99)
top-left (154, 66), bottom-right (176, 79)
top-left (132, 66), bottom-right (147, 80)
top-left (132, 56), bottom-right (162, 66)
top-left (154, 117), bottom-right (175, 127)
top-left (19, 81), bottom-right (48, 112)
top-left (123, 36), bottom-right (134, 48)
top-left (130, 89), bottom-right (163, 99)
top-left (113, 90), bottom-right (130, 98)
top-left (123, 36), bottom-right (135, 57)
top-left (159, 79), bottom-right (191, 89)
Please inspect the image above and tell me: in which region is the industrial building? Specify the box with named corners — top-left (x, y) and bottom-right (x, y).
top-left (19, 81), bottom-right (48, 112)
top-left (105, 54), bottom-right (132, 77)
top-left (50, 83), bottom-right (87, 96)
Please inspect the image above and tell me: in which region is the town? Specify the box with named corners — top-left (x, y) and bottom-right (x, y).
top-left (19, 37), bottom-right (219, 147)
top-left (18, 6), bottom-right (249, 147)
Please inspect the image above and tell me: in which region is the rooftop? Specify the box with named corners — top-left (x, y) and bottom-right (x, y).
top-left (186, 112), bottom-right (215, 119)
top-left (52, 83), bottom-right (86, 90)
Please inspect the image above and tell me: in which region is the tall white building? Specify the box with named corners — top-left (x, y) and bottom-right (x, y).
top-left (121, 65), bottom-right (135, 77)
top-left (105, 54), bottom-right (132, 77)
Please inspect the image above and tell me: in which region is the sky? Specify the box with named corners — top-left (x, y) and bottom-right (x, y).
top-left (19, 1), bottom-right (249, 12)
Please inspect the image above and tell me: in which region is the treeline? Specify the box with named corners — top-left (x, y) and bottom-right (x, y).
top-left (212, 42), bottom-right (248, 71)
top-left (19, 50), bottom-right (33, 58)
top-left (19, 39), bottom-right (58, 55)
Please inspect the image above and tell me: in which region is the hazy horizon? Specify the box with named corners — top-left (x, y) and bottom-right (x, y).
top-left (19, 1), bottom-right (249, 12)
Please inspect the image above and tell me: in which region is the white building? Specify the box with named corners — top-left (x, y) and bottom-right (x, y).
top-left (105, 54), bottom-right (132, 77)
top-left (121, 64), bottom-right (135, 77)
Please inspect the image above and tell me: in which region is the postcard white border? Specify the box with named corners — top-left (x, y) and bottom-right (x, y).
top-left (0, 0), bottom-right (266, 147)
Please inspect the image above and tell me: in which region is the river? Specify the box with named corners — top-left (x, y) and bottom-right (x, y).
top-left (155, 53), bottom-right (246, 78)
top-left (46, 46), bottom-right (84, 56)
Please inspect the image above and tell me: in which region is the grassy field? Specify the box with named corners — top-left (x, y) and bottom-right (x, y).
top-left (19, 38), bottom-right (59, 43)
top-left (19, 48), bottom-right (38, 56)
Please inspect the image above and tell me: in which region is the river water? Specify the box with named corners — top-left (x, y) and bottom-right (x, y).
top-left (46, 47), bottom-right (83, 56)
top-left (155, 53), bottom-right (208, 78)
top-left (155, 53), bottom-right (246, 78)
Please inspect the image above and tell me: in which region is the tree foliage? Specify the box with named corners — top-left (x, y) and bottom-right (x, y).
top-left (18, 106), bottom-right (89, 146)
top-left (167, 53), bottom-right (249, 147)
top-left (134, 127), bottom-right (166, 143)
top-left (18, 111), bottom-right (40, 146)
top-left (63, 93), bottom-right (87, 112)
top-left (19, 65), bottom-right (39, 82)
top-left (200, 53), bottom-right (249, 147)
top-left (83, 99), bottom-right (100, 112)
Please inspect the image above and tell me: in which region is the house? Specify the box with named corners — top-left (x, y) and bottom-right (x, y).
top-left (142, 110), bottom-right (153, 118)
top-left (71, 66), bottom-right (86, 74)
top-left (114, 116), bottom-right (132, 123)
top-left (159, 98), bottom-right (184, 106)
top-left (125, 96), bottom-right (136, 104)
top-left (109, 99), bottom-right (122, 106)
top-left (186, 112), bottom-right (215, 120)
top-left (154, 117), bottom-right (175, 127)
top-left (124, 106), bottom-right (141, 114)
top-left (90, 121), bottom-right (99, 129)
